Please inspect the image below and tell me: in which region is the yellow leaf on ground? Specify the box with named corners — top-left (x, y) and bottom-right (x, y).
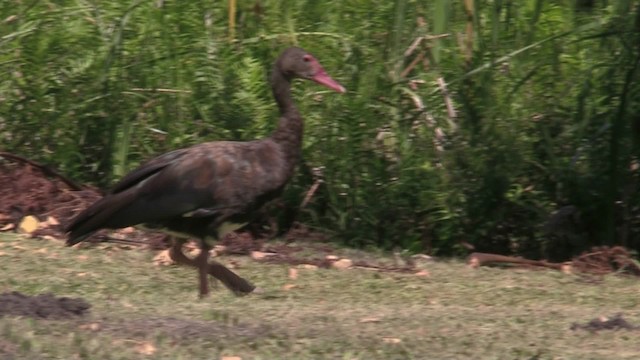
top-left (298, 264), bottom-right (318, 270)
top-left (288, 267), bottom-right (298, 280)
top-left (360, 317), bottom-right (382, 323)
top-left (415, 270), bottom-right (430, 277)
top-left (251, 251), bottom-right (276, 260)
top-left (332, 258), bottom-right (353, 270)
top-left (382, 337), bottom-right (402, 344)
top-left (134, 341), bottom-right (156, 355)
top-left (153, 249), bottom-right (174, 266)
top-left (47, 216), bottom-right (60, 226)
top-left (79, 322), bottom-right (101, 331)
top-left (18, 215), bottom-right (39, 233)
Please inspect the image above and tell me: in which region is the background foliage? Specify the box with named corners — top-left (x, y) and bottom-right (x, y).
top-left (1, 0), bottom-right (639, 259)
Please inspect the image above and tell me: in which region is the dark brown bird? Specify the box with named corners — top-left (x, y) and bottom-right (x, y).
top-left (65, 47), bottom-right (345, 298)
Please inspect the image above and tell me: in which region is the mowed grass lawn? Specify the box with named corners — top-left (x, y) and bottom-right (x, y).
top-left (0, 232), bottom-right (639, 359)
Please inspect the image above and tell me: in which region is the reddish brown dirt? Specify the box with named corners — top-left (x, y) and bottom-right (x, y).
top-left (0, 291), bottom-right (90, 319)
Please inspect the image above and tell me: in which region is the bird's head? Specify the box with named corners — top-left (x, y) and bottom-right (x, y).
top-left (277, 47), bottom-right (346, 93)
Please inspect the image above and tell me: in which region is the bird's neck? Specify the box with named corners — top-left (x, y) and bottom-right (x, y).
top-left (269, 68), bottom-right (303, 165)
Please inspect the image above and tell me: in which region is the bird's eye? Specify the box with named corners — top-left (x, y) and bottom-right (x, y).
top-left (303, 55), bottom-right (311, 62)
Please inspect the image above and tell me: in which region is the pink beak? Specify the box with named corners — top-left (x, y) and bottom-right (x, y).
top-left (312, 69), bottom-right (346, 93)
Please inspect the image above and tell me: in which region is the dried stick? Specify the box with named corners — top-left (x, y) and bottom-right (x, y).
top-left (468, 252), bottom-right (565, 271)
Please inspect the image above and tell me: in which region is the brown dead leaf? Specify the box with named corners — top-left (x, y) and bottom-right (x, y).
top-left (360, 317), bottom-right (382, 323)
top-left (0, 251), bottom-right (6, 256)
top-left (134, 341), bottom-right (156, 356)
top-left (221, 356), bottom-right (242, 360)
top-left (382, 337), bottom-right (402, 344)
top-left (282, 284), bottom-right (297, 291)
top-left (76, 272), bottom-right (89, 277)
top-left (46, 216), bottom-right (60, 226)
top-left (415, 270), bottom-right (430, 277)
top-left (299, 264), bottom-right (318, 270)
top-left (121, 227), bottom-right (136, 234)
top-left (79, 322), bottom-right (101, 331)
top-left (213, 244), bottom-right (228, 255)
top-left (18, 215), bottom-right (39, 234)
top-left (288, 267), bottom-right (298, 280)
top-left (251, 251), bottom-right (276, 260)
top-left (153, 249), bottom-right (174, 266)
top-left (12, 245), bottom-right (27, 251)
top-left (332, 258), bottom-right (353, 270)
top-left (35, 248), bottom-right (48, 254)
top-left (325, 255), bottom-right (339, 261)
top-left (76, 255), bottom-right (89, 261)
top-left (0, 223), bottom-right (14, 231)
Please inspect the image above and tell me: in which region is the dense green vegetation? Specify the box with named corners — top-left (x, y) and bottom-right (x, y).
top-left (1, 1), bottom-right (639, 259)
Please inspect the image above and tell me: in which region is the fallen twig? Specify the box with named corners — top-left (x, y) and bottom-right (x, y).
top-left (468, 252), bottom-right (566, 271)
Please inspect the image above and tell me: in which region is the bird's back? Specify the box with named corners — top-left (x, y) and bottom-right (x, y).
top-left (66, 138), bottom-right (293, 245)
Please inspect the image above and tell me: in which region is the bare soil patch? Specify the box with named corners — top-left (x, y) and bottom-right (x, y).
top-left (571, 314), bottom-right (640, 332)
top-left (0, 291), bottom-right (91, 319)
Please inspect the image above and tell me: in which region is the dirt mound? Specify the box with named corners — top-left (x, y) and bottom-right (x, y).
top-left (0, 291), bottom-right (91, 319)
top-left (571, 314), bottom-right (640, 332)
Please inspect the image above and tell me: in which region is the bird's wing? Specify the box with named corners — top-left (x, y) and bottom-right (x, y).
top-left (66, 140), bottom-right (287, 245)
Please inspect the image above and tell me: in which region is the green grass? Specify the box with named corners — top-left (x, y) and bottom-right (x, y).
top-left (0, 232), bottom-right (639, 359)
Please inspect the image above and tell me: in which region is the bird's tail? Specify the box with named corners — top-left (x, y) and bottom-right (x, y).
top-left (65, 191), bottom-right (135, 246)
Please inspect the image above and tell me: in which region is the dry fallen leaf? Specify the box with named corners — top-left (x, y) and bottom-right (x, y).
top-left (325, 255), bottom-right (339, 261)
top-left (41, 235), bottom-right (59, 241)
top-left (382, 337), bottom-right (402, 344)
top-left (282, 284), bottom-right (297, 291)
top-left (18, 215), bottom-right (39, 234)
top-left (120, 226), bottom-right (134, 234)
top-left (332, 258), bottom-right (353, 270)
top-left (76, 272), bottom-right (89, 277)
top-left (360, 317), bottom-right (382, 323)
top-left (46, 216), bottom-right (60, 226)
top-left (153, 249), bottom-right (175, 266)
top-left (35, 248), bottom-right (48, 254)
top-left (415, 270), bottom-right (430, 277)
top-left (288, 267), bottom-right (298, 280)
top-left (79, 322), bottom-right (101, 331)
top-left (134, 341), bottom-right (156, 355)
top-left (76, 255), bottom-right (89, 261)
top-left (298, 264), bottom-right (318, 270)
top-left (221, 356), bottom-right (242, 360)
top-left (0, 251), bottom-right (7, 256)
top-left (0, 223), bottom-right (14, 231)
top-left (251, 251), bottom-right (276, 260)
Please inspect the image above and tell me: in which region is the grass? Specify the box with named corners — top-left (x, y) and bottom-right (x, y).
top-left (0, 232), bottom-right (639, 359)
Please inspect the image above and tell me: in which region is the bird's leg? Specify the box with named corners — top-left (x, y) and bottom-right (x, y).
top-left (168, 237), bottom-right (255, 296)
top-left (168, 237), bottom-right (191, 266)
top-left (196, 242), bottom-right (212, 299)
